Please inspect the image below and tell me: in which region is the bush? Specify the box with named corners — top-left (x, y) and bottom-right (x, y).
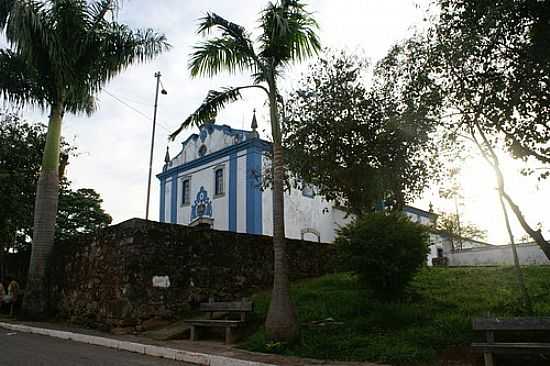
top-left (336, 212), bottom-right (429, 299)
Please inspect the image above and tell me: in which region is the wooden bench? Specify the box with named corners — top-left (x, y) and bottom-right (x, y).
top-left (184, 300), bottom-right (254, 344)
top-left (472, 317), bottom-right (550, 366)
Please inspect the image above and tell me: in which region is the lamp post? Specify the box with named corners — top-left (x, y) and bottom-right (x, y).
top-left (145, 71), bottom-right (167, 220)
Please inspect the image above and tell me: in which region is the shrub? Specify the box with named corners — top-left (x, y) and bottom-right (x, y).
top-left (336, 212), bottom-right (429, 299)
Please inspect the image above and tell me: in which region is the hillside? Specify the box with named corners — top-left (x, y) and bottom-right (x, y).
top-left (244, 267), bottom-right (550, 365)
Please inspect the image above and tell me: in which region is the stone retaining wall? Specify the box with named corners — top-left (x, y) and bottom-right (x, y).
top-left (49, 218), bottom-right (336, 330)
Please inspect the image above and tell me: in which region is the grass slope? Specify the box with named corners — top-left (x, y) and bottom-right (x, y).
top-left (244, 267), bottom-right (550, 364)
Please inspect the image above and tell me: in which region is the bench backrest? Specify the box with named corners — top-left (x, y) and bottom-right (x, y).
top-left (473, 317), bottom-right (550, 331)
top-left (199, 301), bottom-right (254, 313)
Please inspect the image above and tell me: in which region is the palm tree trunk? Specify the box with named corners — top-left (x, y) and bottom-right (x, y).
top-left (265, 84), bottom-right (298, 341)
top-left (22, 101), bottom-right (64, 319)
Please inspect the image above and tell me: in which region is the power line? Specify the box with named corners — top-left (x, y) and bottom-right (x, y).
top-left (102, 88), bottom-right (174, 134)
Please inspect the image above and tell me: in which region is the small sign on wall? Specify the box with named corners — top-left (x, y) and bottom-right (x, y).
top-left (152, 275), bottom-right (171, 288)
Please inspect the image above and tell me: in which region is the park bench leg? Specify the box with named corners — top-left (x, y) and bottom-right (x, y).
top-left (225, 327), bottom-right (233, 344)
top-left (190, 326), bottom-right (197, 341)
top-left (484, 331), bottom-right (495, 366)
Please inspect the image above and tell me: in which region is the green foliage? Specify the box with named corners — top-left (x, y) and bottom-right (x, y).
top-left (336, 213), bottom-right (429, 299)
top-left (56, 187), bottom-right (112, 241)
top-left (0, 0), bottom-right (170, 113)
top-left (283, 50), bottom-right (441, 214)
top-left (0, 112), bottom-right (111, 250)
top-left (433, 0), bottom-right (550, 169)
top-left (243, 267), bottom-right (550, 364)
top-left (436, 212), bottom-right (487, 250)
top-left (170, 0), bottom-right (320, 140)
top-left (0, 113), bottom-right (45, 252)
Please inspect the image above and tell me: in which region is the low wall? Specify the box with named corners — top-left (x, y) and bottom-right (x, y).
top-left (49, 218), bottom-right (336, 330)
top-left (447, 243), bottom-right (550, 266)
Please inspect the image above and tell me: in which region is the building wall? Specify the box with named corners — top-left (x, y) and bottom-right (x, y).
top-left (159, 124), bottom-right (351, 243)
top-left (446, 243), bottom-right (550, 266)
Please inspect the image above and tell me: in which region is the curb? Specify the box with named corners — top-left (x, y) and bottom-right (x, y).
top-left (0, 322), bottom-right (276, 366)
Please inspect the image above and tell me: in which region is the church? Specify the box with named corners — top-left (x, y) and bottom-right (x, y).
top-left (157, 115), bottom-right (353, 243)
top-left (156, 116), bottom-right (468, 249)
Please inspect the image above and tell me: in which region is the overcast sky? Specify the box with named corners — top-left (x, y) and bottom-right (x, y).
top-left (9, 0), bottom-right (549, 244)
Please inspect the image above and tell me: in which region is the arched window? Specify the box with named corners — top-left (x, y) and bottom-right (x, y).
top-left (198, 144), bottom-right (207, 157)
top-left (214, 168), bottom-right (224, 196)
top-left (181, 178), bottom-right (190, 205)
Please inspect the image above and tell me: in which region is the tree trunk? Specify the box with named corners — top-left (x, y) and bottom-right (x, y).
top-left (501, 190), bottom-right (550, 259)
top-left (265, 83), bottom-right (298, 341)
top-left (471, 124), bottom-right (550, 260)
top-left (22, 101), bottom-right (64, 319)
top-left (498, 192), bottom-right (532, 313)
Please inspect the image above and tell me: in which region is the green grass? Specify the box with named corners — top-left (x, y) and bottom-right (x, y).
top-left (243, 267), bottom-right (550, 365)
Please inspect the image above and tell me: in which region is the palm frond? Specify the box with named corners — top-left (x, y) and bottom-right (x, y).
top-left (87, 0), bottom-right (118, 29)
top-left (190, 37), bottom-right (255, 77)
top-left (170, 87), bottom-right (244, 140)
top-left (3, 0), bottom-right (50, 60)
top-left (85, 25), bottom-right (170, 94)
top-left (197, 12), bottom-right (248, 41)
top-left (191, 12), bottom-right (259, 77)
top-left (259, 0), bottom-right (320, 65)
top-left (0, 49), bottom-right (49, 108)
top-left (0, 0), bottom-right (15, 29)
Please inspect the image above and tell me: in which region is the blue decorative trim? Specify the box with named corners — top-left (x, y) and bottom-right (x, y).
top-left (168, 123), bottom-right (258, 167)
top-left (246, 145), bottom-right (263, 234)
top-left (157, 138), bottom-right (271, 179)
top-left (228, 151), bottom-right (237, 231)
top-left (191, 186), bottom-right (213, 221)
top-left (159, 177), bottom-right (166, 222)
top-left (170, 177), bottom-right (178, 223)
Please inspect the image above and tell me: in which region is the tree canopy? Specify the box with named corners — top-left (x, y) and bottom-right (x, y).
top-left (0, 112), bottom-right (111, 253)
top-left (283, 50), bottom-right (441, 215)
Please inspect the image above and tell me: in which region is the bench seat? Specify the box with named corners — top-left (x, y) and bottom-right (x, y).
top-left (184, 300), bottom-right (254, 344)
top-left (472, 317), bottom-right (550, 366)
top-left (185, 319), bottom-right (244, 327)
top-left (472, 342), bottom-right (550, 353)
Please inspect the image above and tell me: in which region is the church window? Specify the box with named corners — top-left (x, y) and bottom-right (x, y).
top-left (181, 178), bottom-right (190, 205)
top-left (198, 144), bottom-right (207, 157)
top-left (214, 168), bottom-right (224, 196)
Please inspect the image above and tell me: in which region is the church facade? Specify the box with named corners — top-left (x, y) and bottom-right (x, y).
top-left (157, 121), bottom-right (351, 243)
top-left (157, 120), bottom-right (492, 256)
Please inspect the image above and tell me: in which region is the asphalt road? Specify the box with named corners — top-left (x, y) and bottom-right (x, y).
top-left (0, 330), bottom-right (192, 366)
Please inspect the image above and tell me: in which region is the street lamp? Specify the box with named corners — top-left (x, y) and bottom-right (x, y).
top-left (145, 71), bottom-right (167, 220)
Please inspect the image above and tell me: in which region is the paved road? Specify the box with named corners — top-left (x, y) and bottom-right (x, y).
top-left (0, 330), bottom-right (192, 366)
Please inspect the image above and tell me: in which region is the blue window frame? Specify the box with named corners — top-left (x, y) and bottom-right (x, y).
top-left (215, 168), bottom-right (224, 196)
top-left (181, 178), bottom-right (190, 205)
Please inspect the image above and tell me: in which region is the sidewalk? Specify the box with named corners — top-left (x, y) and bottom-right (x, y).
top-left (0, 319), bottom-right (384, 366)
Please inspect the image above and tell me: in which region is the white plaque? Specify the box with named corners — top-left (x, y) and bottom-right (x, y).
top-left (152, 275), bottom-right (171, 288)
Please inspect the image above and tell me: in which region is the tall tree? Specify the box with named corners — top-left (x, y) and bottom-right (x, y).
top-left (169, 0), bottom-right (320, 340)
top-left (392, 0), bottom-right (550, 258)
top-left (284, 50), bottom-right (441, 215)
top-left (0, 113), bottom-right (111, 280)
top-left (0, 0), bottom-right (169, 318)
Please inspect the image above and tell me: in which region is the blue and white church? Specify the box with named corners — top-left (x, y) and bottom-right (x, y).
top-left (157, 114), bottom-right (351, 243)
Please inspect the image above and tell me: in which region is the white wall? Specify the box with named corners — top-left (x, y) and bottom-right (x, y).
top-left (261, 177), bottom-right (351, 243)
top-left (447, 243), bottom-right (550, 266)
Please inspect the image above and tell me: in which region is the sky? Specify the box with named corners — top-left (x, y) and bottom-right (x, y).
top-left (7, 0), bottom-right (549, 245)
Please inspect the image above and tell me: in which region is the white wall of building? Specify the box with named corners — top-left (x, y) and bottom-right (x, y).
top-left (446, 243), bottom-right (550, 266)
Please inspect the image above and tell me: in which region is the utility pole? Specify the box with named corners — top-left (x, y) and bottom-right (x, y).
top-left (145, 72), bottom-right (162, 220)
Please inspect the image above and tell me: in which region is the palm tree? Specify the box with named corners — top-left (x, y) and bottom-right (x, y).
top-left (170, 0), bottom-right (320, 340)
top-left (0, 0), bottom-right (170, 318)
